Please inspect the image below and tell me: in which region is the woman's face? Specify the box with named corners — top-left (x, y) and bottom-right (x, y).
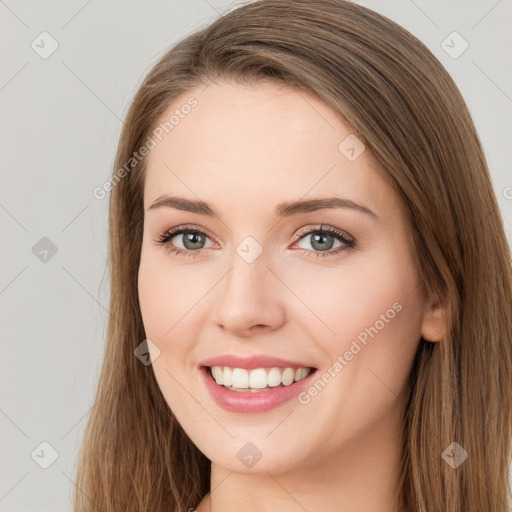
top-left (138, 80), bottom-right (437, 475)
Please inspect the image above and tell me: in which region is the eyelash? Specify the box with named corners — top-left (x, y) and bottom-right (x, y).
top-left (154, 224), bottom-right (356, 260)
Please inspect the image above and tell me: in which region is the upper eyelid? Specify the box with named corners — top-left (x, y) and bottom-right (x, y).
top-left (162, 224), bottom-right (218, 243)
top-left (295, 224), bottom-right (352, 239)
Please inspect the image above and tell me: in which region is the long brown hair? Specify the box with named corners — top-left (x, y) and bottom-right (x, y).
top-left (74, 1), bottom-right (512, 510)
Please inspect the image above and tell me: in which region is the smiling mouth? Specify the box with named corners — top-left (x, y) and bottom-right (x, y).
top-left (204, 365), bottom-right (318, 392)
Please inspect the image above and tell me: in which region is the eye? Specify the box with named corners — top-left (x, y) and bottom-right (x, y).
top-left (291, 224), bottom-right (355, 258)
top-left (154, 224), bottom-right (215, 259)
top-left (154, 223), bottom-right (356, 260)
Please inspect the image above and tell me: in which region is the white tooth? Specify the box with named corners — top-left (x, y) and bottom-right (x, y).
top-left (249, 369), bottom-right (268, 389)
top-left (223, 366), bottom-right (232, 386)
top-left (296, 368), bottom-right (309, 381)
top-left (267, 367), bottom-right (282, 387)
top-left (211, 366), bottom-right (224, 385)
top-left (212, 365), bottom-right (312, 390)
top-left (231, 368), bottom-right (249, 389)
top-left (282, 367), bottom-right (295, 386)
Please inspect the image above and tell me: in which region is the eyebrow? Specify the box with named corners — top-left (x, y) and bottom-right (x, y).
top-left (148, 195), bottom-right (379, 221)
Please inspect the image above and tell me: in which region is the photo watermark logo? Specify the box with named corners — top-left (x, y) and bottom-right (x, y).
top-left (92, 96), bottom-right (198, 200)
top-left (298, 301), bottom-right (403, 404)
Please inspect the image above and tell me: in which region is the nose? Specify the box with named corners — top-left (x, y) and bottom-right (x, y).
top-left (213, 249), bottom-right (287, 337)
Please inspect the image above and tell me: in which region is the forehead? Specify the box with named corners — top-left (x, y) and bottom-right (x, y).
top-left (143, 80), bottom-right (394, 221)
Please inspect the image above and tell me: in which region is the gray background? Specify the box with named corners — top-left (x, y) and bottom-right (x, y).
top-left (1, 0), bottom-right (511, 510)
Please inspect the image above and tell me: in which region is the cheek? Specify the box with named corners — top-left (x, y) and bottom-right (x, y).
top-left (138, 249), bottom-right (198, 338)
top-left (137, 249), bottom-right (215, 383)
top-left (285, 247), bottom-right (421, 346)
top-left (285, 246), bottom-right (424, 419)
top-left (137, 255), bottom-right (201, 416)
top-left (138, 255), bottom-right (169, 336)
top-left (290, 264), bottom-right (423, 448)
top-left (138, 257), bottom-right (186, 374)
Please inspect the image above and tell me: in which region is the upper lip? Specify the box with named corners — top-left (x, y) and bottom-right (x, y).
top-left (199, 354), bottom-right (317, 370)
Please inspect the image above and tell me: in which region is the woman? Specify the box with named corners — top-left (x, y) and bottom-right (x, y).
top-left (74, 1), bottom-right (512, 511)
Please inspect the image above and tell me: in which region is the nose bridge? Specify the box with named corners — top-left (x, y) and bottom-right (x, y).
top-left (214, 237), bottom-right (286, 334)
top-left (224, 231), bottom-right (271, 291)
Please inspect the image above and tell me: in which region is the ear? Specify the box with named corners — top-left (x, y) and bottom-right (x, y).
top-left (421, 295), bottom-right (447, 342)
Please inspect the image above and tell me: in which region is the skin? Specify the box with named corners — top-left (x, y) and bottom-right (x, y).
top-left (137, 80), bottom-right (446, 512)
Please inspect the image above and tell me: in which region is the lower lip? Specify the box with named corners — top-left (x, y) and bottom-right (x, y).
top-left (198, 366), bottom-right (317, 413)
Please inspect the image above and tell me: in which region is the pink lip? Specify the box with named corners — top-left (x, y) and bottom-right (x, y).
top-left (198, 365), bottom-right (318, 414)
top-left (198, 354), bottom-right (316, 370)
